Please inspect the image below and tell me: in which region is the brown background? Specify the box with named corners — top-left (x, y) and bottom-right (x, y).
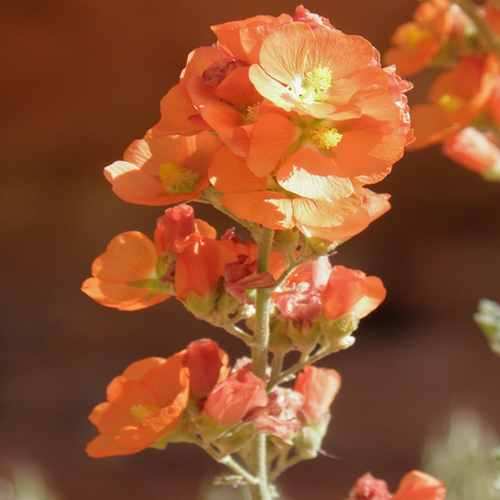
top-left (2, 0), bottom-right (500, 498)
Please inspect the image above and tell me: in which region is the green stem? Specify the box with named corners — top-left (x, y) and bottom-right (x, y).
top-left (221, 323), bottom-right (254, 345)
top-left (451, 0), bottom-right (500, 56)
top-left (249, 227), bottom-right (275, 500)
top-left (269, 454), bottom-right (304, 482)
top-left (266, 346), bottom-right (332, 393)
top-left (270, 351), bottom-right (284, 384)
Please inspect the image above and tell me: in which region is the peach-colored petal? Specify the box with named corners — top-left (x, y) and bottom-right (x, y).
top-left (292, 196), bottom-right (361, 228)
top-left (221, 192), bottom-right (294, 230)
top-left (248, 112), bottom-right (299, 177)
top-left (277, 147), bottom-right (353, 201)
top-left (90, 232), bottom-right (157, 283)
top-left (153, 84), bottom-right (203, 137)
top-left (81, 278), bottom-right (170, 311)
top-left (209, 146), bottom-right (267, 193)
top-left (392, 470), bottom-right (446, 500)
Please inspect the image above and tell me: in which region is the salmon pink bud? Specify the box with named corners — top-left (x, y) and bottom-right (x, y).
top-left (348, 473), bottom-right (390, 500)
top-left (294, 365), bottom-right (341, 422)
top-left (183, 339), bottom-right (230, 397)
top-left (154, 204), bottom-right (196, 255)
top-left (321, 266), bottom-right (386, 321)
top-left (392, 470), bottom-right (445, 500)
top-left (175, 234), bottom-right (220, 300)
top-left (245, 388), bottom-right (303, 443)
top-left (204, 369), bottom-right (268, 426)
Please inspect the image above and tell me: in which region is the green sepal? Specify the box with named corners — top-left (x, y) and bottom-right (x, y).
top-left (127, 278), bottom-right (174, 295)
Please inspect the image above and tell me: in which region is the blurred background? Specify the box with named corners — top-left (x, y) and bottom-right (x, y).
top-left (2, 0), bottom-right (500, 498)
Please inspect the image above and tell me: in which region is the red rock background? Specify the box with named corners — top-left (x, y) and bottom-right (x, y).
top-left (2, 0), bottom-right (500, 498)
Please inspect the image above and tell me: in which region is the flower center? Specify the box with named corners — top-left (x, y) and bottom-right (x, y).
top-left (438, 94), bottom-right (465, 114)
top-left (286, 66), bottom-right (333, 104)
top-left (244, 104), bottom-right (260, 124)
top-left (310, 125), bottom-right (343, 149)
top-left (304, 67), bottom-right (333, 93)
top-left (404, 25), bottom-right (433, 49)
top-left (130, 404), bottom-right (160, 423)
top-left (158, 163), bottom-right (200, 194)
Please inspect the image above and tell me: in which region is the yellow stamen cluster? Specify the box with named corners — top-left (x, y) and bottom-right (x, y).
top-left (438, 94), bottom-right (465, 114)
top-left (158, 162), bottom-right (199, 194)
top-left (310, 126), bottom-right (343, 149)
top-left (130, 404), bottom-right (160, 423)
top-left (404, 25), bottom-right (432, 48)
top-left (304, 67), bottom-right (333, 93)
top-left (245, 104), bottom-right (260, 124)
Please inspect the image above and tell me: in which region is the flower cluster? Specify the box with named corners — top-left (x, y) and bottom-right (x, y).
top-left (82, 6), bottom-right (445, 498)
top-left (87, 338), bottom-right (340, 463)
top-left (385, 0), bottom-right (500, 181)
top-left (104, 6), bottom-right (412, 243)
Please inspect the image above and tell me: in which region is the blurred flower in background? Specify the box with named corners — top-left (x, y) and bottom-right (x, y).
top-left (0, 457), bottom-right (62, 500)
top-left (422, 409), bottom-right (500, 500)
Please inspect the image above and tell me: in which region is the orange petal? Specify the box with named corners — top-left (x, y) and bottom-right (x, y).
top-left (153, 84), bottom-right (202, 136)
top-left (392, 470), bottom-right (446, 500)
top-left (247, 112), bottom-right (299, 177)
top-left (90, 232), bottom-right (157, 283)
top-left (277, 147), bottom-right (353, 201)
top-left (221, 192), bottom-right (294, 229)
top-left (209, 146), bottom-right (267, 193)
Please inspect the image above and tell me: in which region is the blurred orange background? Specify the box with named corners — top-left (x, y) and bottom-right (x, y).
top-left (2, 0), bottom-right (500, 498)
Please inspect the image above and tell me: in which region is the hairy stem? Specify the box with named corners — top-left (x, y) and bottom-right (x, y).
top-left (250, 227), bottom-right (275, 500)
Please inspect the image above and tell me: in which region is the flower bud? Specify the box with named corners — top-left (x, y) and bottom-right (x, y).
top-left (183, 339), bottom-right (230, 398)
top-left (294, 366), bottom-right (341, 422)
top-left (204, 369), bottom-right (268, 426)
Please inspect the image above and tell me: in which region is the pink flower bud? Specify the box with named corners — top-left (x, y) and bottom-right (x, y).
top-left (294, 365), bottom-right (341, 421)
top-left (154, 204), bottom-right (196, 255)
top-left (183, 339), bottom-right (230, 398)
top-left (245, 388), bottom-right (303, 443)
top-left (203, 369), bottom-right (268, 426)
top-left (348, 473), bottom-right (390, 500)
top-left (321, 266), bottom-right (386, 321)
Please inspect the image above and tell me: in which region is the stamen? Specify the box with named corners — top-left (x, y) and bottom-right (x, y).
top-left (310, 126), bottom-right (343, 149)
top-left (158, 163), bottom-right (200, 194)
top-left (304, 67), bottom-right (333, 93)
top-left (438, 94), bottom-right (465, 114)
top-left (245, 104), bottom-right (260, 124)
top-left (130, 404), bottom-right (160, 423)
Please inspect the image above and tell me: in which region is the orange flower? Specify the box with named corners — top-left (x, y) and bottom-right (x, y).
top-left (81, 231), bottom-right (171, 311)
top-left (203, 369), bottom-right (269, 426)
top-left (209, 145), bottom-right (388, 241)
top-left (442, 127), bottom-right (500, 180)
top-left (384, 0), bottom-right (467, 77)
top-left (104, 129), bottom-right (222, 206)
top-left (321, 265), bottom-right (386, 321)
top-left (348, 471), bottom-right (446, 500)
top-left (174, 230), bottom-right (286, 301)
top-left (211, 13), bottom-right (293, 65)
top-left (294, 365), bottom-right (341, 422)
top-left (409, 54), bottom-right (500, 150)
top-left (86, 353), bottom-right (189, 457)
